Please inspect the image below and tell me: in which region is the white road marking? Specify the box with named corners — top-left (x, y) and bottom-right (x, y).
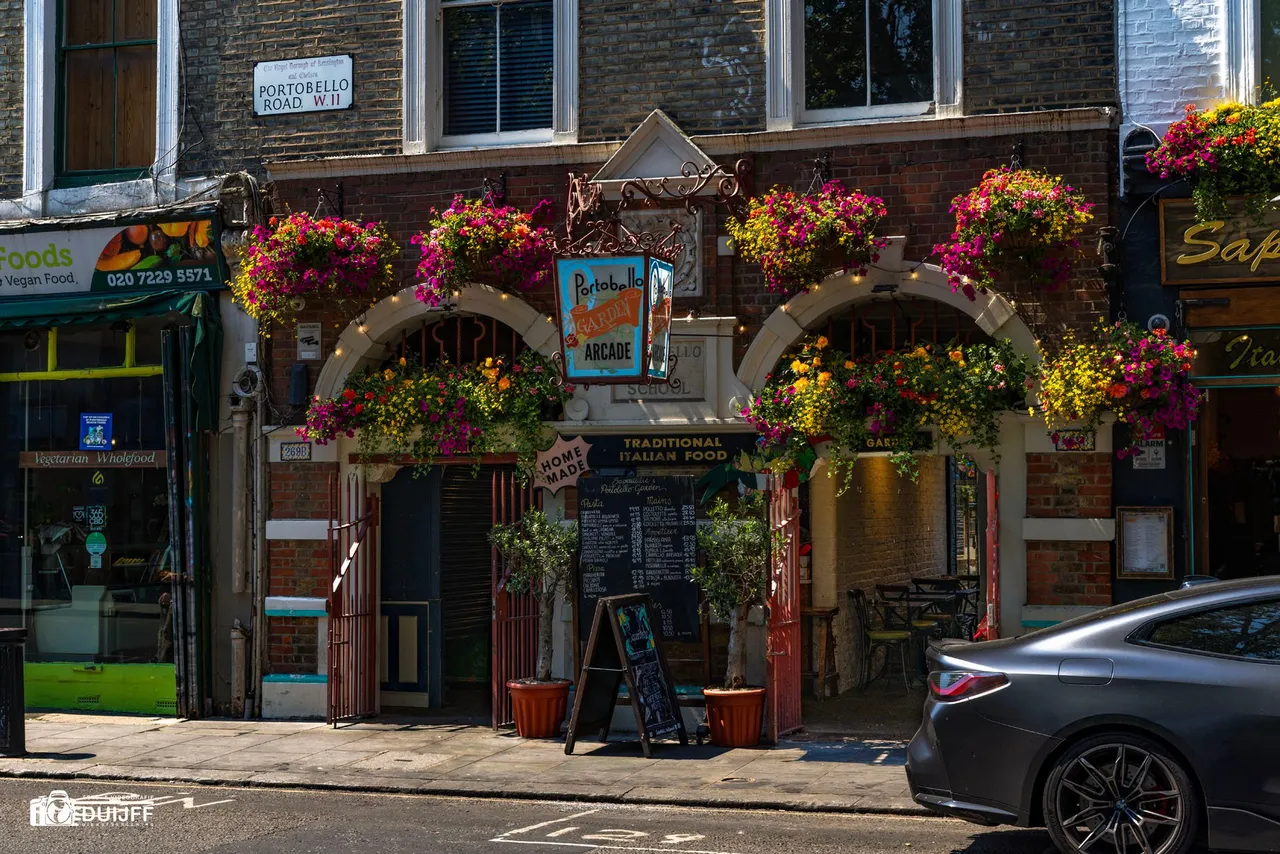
top-left (492, 812), bottom-right (733, 854)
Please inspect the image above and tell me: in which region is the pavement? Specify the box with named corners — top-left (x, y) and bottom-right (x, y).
top-left (3, 779), bottom-right (1050, 854)
top-left (0, 713), bottom-right (926, 816)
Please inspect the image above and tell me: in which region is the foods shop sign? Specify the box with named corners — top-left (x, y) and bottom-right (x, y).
top-left (0, 216), bottom-right (225, 297)
top-left (554, 254), bottom-right (674, 383)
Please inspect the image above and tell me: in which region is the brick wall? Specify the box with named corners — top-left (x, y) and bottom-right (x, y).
top-left (578, 1), bottom-right (765, 142)
top-left (963, 0), bottom-right (1116, 114)
top-left (268, 616), bottom-right (319, 675)
top-left (177, 0), bottom-right (403, 181)
top-left (1025, 452), bottom-right (1113, 518)
top-left (1119, 0), bottom-right (1222, 132)
top-left (831, 456), bottom-right (948, 689)
top-left (1026, 540), bottom-right (1112, 606)
top-left (0, 3), bottom-right (21, 198)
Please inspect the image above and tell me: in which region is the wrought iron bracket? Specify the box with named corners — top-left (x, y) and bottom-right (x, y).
top-left (317, 181), bottom-right (345, 219)
top-left (483, 173), bottom-right (507, 207)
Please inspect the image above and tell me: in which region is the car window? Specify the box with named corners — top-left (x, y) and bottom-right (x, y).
top-left (1146, 599), bottom-right (1280, 661)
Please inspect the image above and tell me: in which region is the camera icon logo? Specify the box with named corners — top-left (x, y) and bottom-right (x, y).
top-left (30, 791), bottom-right (77, 827)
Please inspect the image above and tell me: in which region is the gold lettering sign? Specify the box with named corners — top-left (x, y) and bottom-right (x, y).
top-left (1160, 199), bottom-right (1280, 285)
top-left (1194, 330), bottom-right (1280, 377)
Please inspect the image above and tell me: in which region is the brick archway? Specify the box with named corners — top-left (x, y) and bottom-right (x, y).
top-left (314, 284), bottom-right (558, 401)
top-left (736, 237), bottom-right (1039, 393)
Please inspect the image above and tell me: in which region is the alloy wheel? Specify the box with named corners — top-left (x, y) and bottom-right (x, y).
top-left (1052, 742), bottom-right (1184, 854)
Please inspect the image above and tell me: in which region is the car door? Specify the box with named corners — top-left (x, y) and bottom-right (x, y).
top-left (1133, 596), bottom-right (1280, 846)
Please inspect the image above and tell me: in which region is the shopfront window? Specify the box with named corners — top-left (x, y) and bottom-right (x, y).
top-left (0, 325), bottom-right (173, 667)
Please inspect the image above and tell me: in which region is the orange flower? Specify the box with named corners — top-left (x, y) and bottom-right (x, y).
top-left (1107, 383), bottom-right (1129, 399)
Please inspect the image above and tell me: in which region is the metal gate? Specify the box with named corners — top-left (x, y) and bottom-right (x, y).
top-left (490, 469), bottom-right (541, 729)
top-left (766, 477), bottom-right (802, 742)
top-left (328, 471), bottom-right (379, 725)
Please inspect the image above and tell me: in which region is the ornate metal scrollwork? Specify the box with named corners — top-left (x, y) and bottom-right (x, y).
top-left (616, 157), bottom-right (754, 219)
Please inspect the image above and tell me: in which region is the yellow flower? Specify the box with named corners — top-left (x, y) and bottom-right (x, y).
top-left (398, 357), bottom-right (407, 367)
top-left (383, 369), bottom-right (395, 380)
top-left (794, 377), bottom-right (810, 391)
top-left (812, 357), bottom-right (822, 367)
top-left (844, 360), bottom-right (854, 369)
top-left (815, 336), bottom-right (829, 350)
top-left (485, 357), bottom-right (495, 368)
top-left (949, 350), bottom-right (964, 362)
top-left (791, 360), bottom-right (810, 375)
top-left (817, 372), bottom-right (832, 385)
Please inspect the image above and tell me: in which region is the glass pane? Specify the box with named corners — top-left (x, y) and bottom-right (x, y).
top-left (132, 316), bottom-right (167, 367)
top-left (499, 1), bottom-right (554, 132)
top-left (116, 45), bottom-right (156, 168)
top-left (804, 0), bottom-right (867, 110)
top-left (869, 0), bottom-right (933, 105)
top-left (115, 0), bottom-right (156, 41)
top-left (1149, 600), bottom-right (1280, 661)
top-left (0, 329), bottom-right (49, 374)
top-left (65, 0), bottom-right (112, 46)
top-left (444, 6), bottom-right (498, 136)
top-left (63, 47), bottom-right (115, 172)
top-left (1263, 0), bottom-right (1280, 96)
top-left (56, 324), bottom-right (129, 370)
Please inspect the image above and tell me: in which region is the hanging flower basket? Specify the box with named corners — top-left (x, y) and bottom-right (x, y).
top-left (1035, 321), bottom-right (1203, 459)
top-left (742, 335), bottom-right (1035, 484)
top-left (412, 196), bottom-right (555, 307)
top-left (1146, 100), bottom-right (1279, 222)
top-left (933, 167), bottom-right (1094, 300)
top-left (230, 213), bottom-right (400, 330)
top-left (298, 349), bottom-right (571, 477)
top-left (726, 181), bottom-right (888, 299)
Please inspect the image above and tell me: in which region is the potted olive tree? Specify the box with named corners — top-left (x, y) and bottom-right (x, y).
top-left (489, 509), bottom-right (579, 738)
top-left (691, 493), bottom-right (771, 747)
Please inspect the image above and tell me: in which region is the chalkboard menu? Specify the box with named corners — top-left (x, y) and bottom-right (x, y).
top-left (565, 594), bottom-right (687, 757)
top-left (577, 476), bottom-right (699, 643)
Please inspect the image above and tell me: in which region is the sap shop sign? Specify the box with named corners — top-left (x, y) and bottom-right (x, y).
top-left (254, 55), bottom-right (353, 116)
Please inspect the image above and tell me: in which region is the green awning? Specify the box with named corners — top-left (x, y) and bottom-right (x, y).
top-left (0, 289), bottom-right (223, 431)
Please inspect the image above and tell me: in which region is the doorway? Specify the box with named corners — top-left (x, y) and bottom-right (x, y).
top-left (1196, 386), bottom-right (1280, 579)
top-left (379, 466), bottom-right (498, 720)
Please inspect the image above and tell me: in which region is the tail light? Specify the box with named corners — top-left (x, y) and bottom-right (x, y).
top-left (929, 670), bottom-right (1008, 702)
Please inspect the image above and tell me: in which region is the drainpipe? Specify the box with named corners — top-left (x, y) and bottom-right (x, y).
top-left (230, 619), bottom-right (248, 716)
top-left (230, 401), bottom-right (251, 594)
top-left (251, 392), bottom-right (268, 717)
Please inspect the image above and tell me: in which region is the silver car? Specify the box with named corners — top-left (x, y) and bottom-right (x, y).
top-left (907, 576), bottom-right (1280, 854)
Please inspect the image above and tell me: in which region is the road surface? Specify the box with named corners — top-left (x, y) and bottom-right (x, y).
top-left (1, 778), bottom-right (1056, 854)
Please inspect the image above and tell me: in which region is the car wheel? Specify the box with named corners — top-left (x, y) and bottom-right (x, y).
top-left (1043, 733), bottom-right (1199, 854)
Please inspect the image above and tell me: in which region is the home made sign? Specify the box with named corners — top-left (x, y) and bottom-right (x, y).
top-left (554, 255), bottom-right (674, 383)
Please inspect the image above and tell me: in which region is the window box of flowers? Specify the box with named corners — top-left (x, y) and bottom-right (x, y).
top-left (1037, 321), bottom-right (1202, 459)
top-left (230, 213), bottom-right (400, 329)
top-left (934, 167), bottom-right (1094, 300)
top-left (726, 181), bottom-right (888, 299)
top-left (412, 196), bottom-right (555, 307)
top-left (743, 336), bottom-right (1035, 483)
top-left (298, 350), bottom-right (571, 477)
top-left (1146, 100), bottom-right (1280, 222)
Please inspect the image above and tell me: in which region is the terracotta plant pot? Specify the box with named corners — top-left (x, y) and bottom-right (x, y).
top-left (703, 687), bottom-right (767, 748)
top-left (507, 679), bottom-right (571, 739)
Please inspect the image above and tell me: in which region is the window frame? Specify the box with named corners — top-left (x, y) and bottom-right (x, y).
top-left (408, 0), bottom-right (576, 153)
top-left (1130, 595), bottom-right (1280, 665)
top-left (765, 0), bottom-right (961, 131)
top-left (19, 0), bottom-right (179, 207)
top-left (54, 0), bottom-right (160, 187)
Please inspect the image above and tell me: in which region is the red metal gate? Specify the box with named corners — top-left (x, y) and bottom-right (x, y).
top-left (328, 472), bottom-right (379, 725)
top-left (491, 469), bottom-right (541, 729)
top-left (766, 477), bottom-right (802, 742)
top-left (984, 469), bottom-right (1000, 638)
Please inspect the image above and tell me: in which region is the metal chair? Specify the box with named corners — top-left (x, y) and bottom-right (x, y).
top-left (848, 588), bottom-right (912, 692)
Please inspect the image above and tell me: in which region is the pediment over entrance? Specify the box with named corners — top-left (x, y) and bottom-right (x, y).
top-left (591, 110), bottom-right (716, 196)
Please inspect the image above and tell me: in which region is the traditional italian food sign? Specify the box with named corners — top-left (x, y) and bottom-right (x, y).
top-left (554, 254), bottom-right (674, 383)
top-left (0, 216), bottom-right (225, 297)
top-left (253, 55), bottom-right (353, 116)
top-left (1159, 198), bottom-right (1280, 286)
top-left (1193, 328), bottom-right (1280, 378)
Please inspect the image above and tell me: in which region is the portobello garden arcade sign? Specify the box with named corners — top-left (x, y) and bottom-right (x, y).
top-left (1159, 199), bottom-right (1280, 285)
top-left (553, 254), bottom-right (674, 383)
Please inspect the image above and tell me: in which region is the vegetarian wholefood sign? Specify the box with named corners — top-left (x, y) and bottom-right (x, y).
top-left (0, 217), bottom-right (225, 297)
top-left (554, 254), bottom-right (675, 383)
